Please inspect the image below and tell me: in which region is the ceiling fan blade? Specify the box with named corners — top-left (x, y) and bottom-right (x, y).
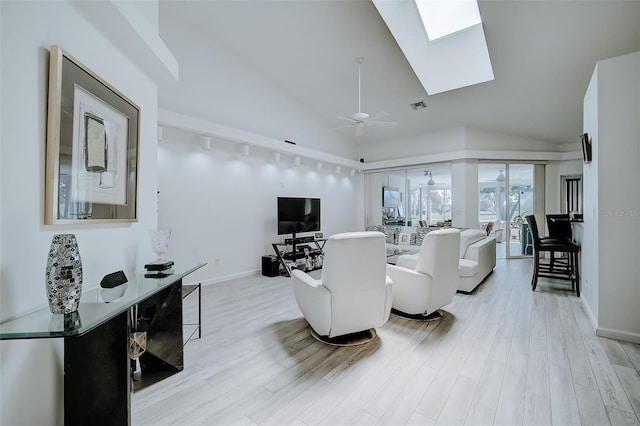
top-left (355, 122), bottom-right (365, 137)
top-left (333, 124), bottom-right (353, 130)
top-left (367, 121), bottom-right (398, 128)
top-left (367, 111), bottom-right (389, 121)
top-left (336, 116), bottom-right (355, 123)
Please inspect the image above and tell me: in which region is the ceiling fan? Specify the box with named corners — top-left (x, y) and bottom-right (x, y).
top-left (335, 57), bottom-right (397, 137)
top-left (424, 170), bottom-right (436, 186)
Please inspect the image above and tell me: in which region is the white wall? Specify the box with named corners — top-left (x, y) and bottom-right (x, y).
top-left (451, 159), bottom-right (479, 228)
top-left (365, 173), bottom-right (383, 225)
top-left (581, 65), bottom-right (600, 326)
top-left (159, 11), bottom-right (357, 160)
top-left (359, 126), bottom-right (571, 163)
top-left (158, 128), bottom-right (364, 285)
top-left (583, 51), bottom-right (640, 342)
top-left (359, 127), bottom-right (466, 162)
top-left (0, 1), bottom-right (159, 424)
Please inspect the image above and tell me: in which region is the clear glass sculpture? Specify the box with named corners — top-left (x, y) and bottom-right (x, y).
top-left (149, 229), bottom-right (172, 261)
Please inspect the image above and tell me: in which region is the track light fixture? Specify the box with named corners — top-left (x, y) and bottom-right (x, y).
top-left (200, 135), bottom-right (211, 150)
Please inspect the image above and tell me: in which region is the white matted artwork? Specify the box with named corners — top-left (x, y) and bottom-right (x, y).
top-left (71, 84), bottom-right (128, 205)
top-left (45, 45), bottom-right (139, 224)
top-left (399, 232), bottom-right (411, 244)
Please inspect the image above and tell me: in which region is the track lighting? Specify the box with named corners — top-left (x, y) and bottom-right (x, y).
top-left (200, 135), bottom-right (211, 150)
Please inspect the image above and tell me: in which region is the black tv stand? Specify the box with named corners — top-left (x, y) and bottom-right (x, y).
top-left (272, 234), bottom-right (326, 277)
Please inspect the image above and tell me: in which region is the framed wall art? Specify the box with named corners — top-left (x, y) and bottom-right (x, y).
top-left (45, 45), bottom-right (139, 224)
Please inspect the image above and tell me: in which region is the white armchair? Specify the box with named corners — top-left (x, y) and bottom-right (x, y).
top-left (386, 229), bottom-right (460, 320)
top-left (291, 231), bottom-right (392, 345)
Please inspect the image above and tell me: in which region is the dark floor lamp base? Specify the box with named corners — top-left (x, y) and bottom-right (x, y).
top-left (311, 328), bottom-right (377, 346)
top-left (391, 308), bottom-right (444, 321)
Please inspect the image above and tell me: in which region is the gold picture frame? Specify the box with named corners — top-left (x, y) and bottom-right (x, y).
top-left (45, 45), bottom-right (139, 224)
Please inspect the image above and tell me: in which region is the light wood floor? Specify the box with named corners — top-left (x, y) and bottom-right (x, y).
top-left (132, 259), bottom-right (640, 426)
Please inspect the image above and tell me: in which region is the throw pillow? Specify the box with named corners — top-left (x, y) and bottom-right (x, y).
top-left (415, 227), bottom-right (430, 246)
top-left (384, 226), bottom-right (397, 243)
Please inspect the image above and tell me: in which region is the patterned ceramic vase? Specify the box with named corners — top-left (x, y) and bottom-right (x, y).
top-left (45, 234), bottom-right (83, 314)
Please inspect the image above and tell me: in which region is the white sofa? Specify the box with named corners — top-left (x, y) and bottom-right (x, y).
top-left (458, 229), bottom-right (496, 292)
top-left (489, 220), bottom-right (506, 243)
top-left (396, 229), bottom-right (496, 293)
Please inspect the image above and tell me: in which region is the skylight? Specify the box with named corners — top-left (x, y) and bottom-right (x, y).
top-left (415, 0), bottom-right (482, 41)
top-left (373, 0), bottom-right (494, 95)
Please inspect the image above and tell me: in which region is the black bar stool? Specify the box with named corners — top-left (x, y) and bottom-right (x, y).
top-left (525, 215), bottom-right (581, 297)
top-left (546, 214), bottom-right (573, 268)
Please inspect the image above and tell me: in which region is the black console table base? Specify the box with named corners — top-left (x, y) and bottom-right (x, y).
top-left (0, 263), bottom-right (205, 426)
top-left (65, 311), bottom-right (130, 426)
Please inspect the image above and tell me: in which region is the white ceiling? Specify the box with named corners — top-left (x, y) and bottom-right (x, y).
top-left (158, 0), bottom-right (640, 148)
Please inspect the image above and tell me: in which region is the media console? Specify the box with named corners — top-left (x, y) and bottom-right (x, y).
top-left (272, 236), bottom-right (326, 276)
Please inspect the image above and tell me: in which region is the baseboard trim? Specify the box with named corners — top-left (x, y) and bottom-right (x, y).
top-left (596, 327), bottom-right (640, 344)
top-left (580, 298), bottom-right (598, 332)
top-left (194, 269), bottom-right (261, 287)
top-left (580, 298), bottom-right (640, 343)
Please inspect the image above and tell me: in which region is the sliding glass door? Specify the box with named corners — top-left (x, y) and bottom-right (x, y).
top-left (479, 163), bottom-right (535, 259)
top-left (507, 164), bottom-right (534, 257)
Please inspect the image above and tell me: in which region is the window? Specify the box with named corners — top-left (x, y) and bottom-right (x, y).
top-left (409, 165), bottom-right (452, 226)
top-left (364, 165), bottom-right (452, 227)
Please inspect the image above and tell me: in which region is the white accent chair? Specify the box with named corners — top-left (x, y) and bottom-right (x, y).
top-left (290, 231), bottom-right (393, 345)
top-left (386, 229), bottom-right (460, 319)
top-left (395, 229), bottom-right (496, 293)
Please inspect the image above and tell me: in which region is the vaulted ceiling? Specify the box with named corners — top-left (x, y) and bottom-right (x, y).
top-left (158, 0), bottom-right (640, 148)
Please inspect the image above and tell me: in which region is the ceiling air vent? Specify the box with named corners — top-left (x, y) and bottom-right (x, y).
top-left (411, 101), bottom-right (427, 111)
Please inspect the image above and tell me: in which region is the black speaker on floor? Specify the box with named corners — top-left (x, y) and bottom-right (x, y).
top-left (262, 255), bottom-right (280, 277)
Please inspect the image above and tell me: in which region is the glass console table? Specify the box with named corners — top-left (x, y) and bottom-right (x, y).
top-left (0, 262), bottom-right (205, 426)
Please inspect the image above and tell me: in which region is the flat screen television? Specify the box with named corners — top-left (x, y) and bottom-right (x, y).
top-left (277, 197), bottom-right (321, 235)
top-left (383, 187), bottom-right (400, 208)
top-left (581, 132), bottom-right (592, 163)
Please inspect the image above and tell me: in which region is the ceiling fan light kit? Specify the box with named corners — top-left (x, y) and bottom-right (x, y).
top-left (425, 170), bottom-right (435, 186)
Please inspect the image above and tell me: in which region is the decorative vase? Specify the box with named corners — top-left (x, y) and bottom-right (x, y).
top-left (45, 234), bottom-right (83, 314)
